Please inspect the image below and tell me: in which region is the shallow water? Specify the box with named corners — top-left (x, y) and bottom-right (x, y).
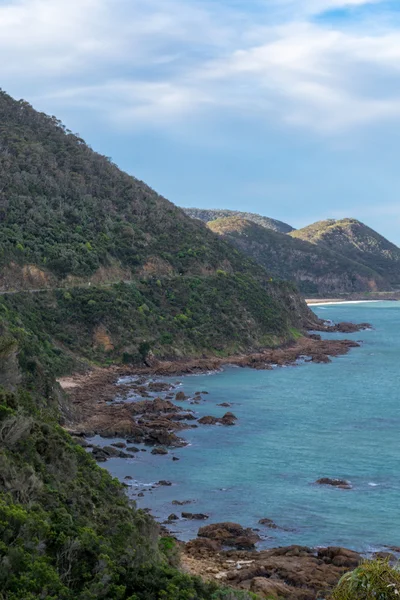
top-left (97, 301), bottom-right (400, 552)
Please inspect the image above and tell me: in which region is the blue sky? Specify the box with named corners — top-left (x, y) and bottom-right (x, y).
top-left (1, 0), bottom-right (400, 242)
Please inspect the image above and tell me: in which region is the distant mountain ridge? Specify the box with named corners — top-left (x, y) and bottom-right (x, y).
top-left (208, 217), bottom-right (388, 296)
top-left (183, 208), bottom-right (294, 234)
top-left (291, 219), bottom-right (400, 285)
top-left (185, 207), bottom-right (400, 295)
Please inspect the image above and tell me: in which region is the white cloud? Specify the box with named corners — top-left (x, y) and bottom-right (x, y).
top-left (1, 0), bottom-right (400, 133)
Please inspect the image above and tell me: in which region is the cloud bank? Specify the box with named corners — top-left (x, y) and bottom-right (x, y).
top-left (1, 0), bottom-right (400, 133)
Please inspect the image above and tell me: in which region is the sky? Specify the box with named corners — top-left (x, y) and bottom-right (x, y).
top-left (1, 0), bottom-right (400, 242)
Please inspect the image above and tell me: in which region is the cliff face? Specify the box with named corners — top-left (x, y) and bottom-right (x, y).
top-left (207, 217), bottom-right (389, 296)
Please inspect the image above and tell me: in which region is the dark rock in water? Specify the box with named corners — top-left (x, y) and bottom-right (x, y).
top-left (144, 430), bottom-right (187, 448)
top-left (127, 446), bottom-right (140, 452)
top-left (198, 412), bottom-right (237, 426)
top-left (220, 412), bottom-right (237, 425)
top-left (198, 522), bottom-right (260, 550)
top-left (158, 480), bottom-right (172, 486)
top-left (175, 391), bottom-right (187, 401)
top-left (201, 391), bottom-right (209, 394)
top-left (138, 492), bottom-right (144, 497)
top-left (124, 475), bottom-right (133, 480)
top-left (172, 500), bottom-right (193, 505)
top-left (172, 456), bottom-right (180, 461)
top-left (316, 478), bottom-right (352, 489)
top-left (167, 514), bottom-right (179, 521)
top-left (111, 442), bottom-right (126, 449)
top-left (217, 402), bottom-right (232, 407)
top-left (258, 518), bottom-right (278, 529)
top-left (141, 449), bottom-right (147, 452)
top-left (151, 447), bottom-right (168, 455)
top-left (182, 512), bottom-right (209, 520)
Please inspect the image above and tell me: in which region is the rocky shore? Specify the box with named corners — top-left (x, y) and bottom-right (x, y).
top-left (58, 325), bottom-right (375, 599)
top-left (182, 534), bottom-right (364, 599)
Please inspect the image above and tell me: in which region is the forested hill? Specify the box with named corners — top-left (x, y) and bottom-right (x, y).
top-left (0, 89), bottom-right (319, 369)
top-left (208, 217), bottom-right (388, 296)
top-left (0, 89), bottom-right (275, 286)
top-left (184, 208), bottom-right (294, 234)
top-left (290, 219), bottom-right (400, 285)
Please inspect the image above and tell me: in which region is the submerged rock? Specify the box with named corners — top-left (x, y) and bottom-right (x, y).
top-left (315, 478), bottom-right (352, 489)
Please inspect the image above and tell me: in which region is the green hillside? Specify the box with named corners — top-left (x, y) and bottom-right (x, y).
top-left (208, 217), bottom-right (388, 296)
top-left (184, 207), bottom-right (294, 234)
top-left (291, 219), bottom-right (400, 285)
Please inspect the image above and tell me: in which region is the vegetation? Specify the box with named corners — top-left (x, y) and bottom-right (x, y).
top-left (184, 208), bottom-right (294, 234)
top-left (208, 217), bottom-right (388, 296)
top-left (0, 274), bottom-right (306, 377)
top-left (0, 370), bottom-right (258, 599)
top-left (291, 219), bottom-right (400, 285)
top-left (331, 559), bottom-right (400, 600)
top-left (0, 89), bottom-right (273, 284)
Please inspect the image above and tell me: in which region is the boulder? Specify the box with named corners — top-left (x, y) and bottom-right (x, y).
top-left (317, 547), bottom-right (361, 568)
top-left (167, 514), bottom-right (179, 521)
top-left (158, 480), bottom-right (172, 486)
top-left (198, 522), bottom-right (260, 550)
top-left (175, 391), bottom-right (187, 401)
top-left (172, 500), bottom-right (193, 505)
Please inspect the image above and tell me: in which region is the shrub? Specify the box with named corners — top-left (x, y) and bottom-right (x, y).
top-left (331, 559), bottom-right (400, 600)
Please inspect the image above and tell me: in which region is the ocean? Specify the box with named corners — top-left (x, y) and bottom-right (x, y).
top-left (93, 301), bottom-right (400, 552)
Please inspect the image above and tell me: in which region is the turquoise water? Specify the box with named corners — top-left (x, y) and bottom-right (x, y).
top-left (98, 302), bottom-right (400, 552)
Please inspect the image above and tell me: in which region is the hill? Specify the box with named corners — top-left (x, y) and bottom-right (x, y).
top-left (0, 90), bottom-right (320, 599)
top-left (291, 219), bottom-right (400, 286)
top-left (0, 88), bottom-right (319, 368)
top-left (183, 207), bottom-right (294, 234)
top-left (208, 217), bottom-right (388, 296)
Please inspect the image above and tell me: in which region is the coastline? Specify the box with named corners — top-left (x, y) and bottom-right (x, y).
top-left (59, 326), bottom-right (380, 600)
top-left (307, 299), bottom-right (381, 306)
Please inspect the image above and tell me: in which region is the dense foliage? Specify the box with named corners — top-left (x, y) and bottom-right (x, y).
top-left (184, 208), bottom-right (294, 234)
top-left (208, 217), bottom-right (388, 296)
top-left (331, 560), bottom-right (400, 600)
top-left (0, 89), bottom-right (268, 283)
top-left (0, 377), bottom-right (257, 600)
top-left (0, 274), bottom-right (304, 377)
top-left (291, 219), bottom-right (400, 285)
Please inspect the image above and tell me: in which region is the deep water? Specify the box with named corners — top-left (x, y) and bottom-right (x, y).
top-left (96, 302), bottom-right (400, 552)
